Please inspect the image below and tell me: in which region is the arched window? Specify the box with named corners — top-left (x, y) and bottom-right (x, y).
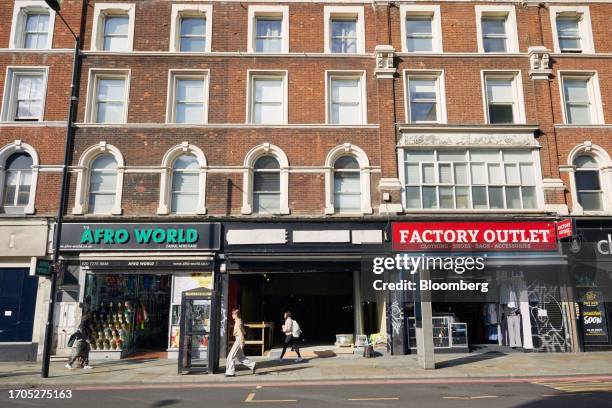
top-left (333, 156), bottom-right (361, 213)
top-left (171, 154), bottom-right (199, 213)
top-left (253, 155), bottom-right (280, 214)
top-left (88, 154), bottom-right (118, 214)
top-left (2, 153), bottom-right (33, 213)
top-left (574, 155), bottom-right (602, 211)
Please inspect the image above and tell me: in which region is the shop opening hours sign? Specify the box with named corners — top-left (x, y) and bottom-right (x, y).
top-left (392, 221), bottom-right (558, 252)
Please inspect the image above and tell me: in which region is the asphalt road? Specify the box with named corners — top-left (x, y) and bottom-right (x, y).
top-left (2, 378), bottom-right (612, 408)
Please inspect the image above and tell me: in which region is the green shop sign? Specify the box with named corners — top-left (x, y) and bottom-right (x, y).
top-left (60, 223), bottom-right (221, 251)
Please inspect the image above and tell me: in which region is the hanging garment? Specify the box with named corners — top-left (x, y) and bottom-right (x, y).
top-left (487, 325), bottom-right (498, 341)
top-left (485, 303), bottom-right (498, 325)
top-left (500, 284), bottom-right (518, 308)
top-left (507, 314), bottom-right (522, 347)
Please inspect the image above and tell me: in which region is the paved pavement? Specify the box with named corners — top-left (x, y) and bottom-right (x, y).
top-left (2, 378), bottom-right (612, 407)
top-left (0, 351), bottom-right (611, 386)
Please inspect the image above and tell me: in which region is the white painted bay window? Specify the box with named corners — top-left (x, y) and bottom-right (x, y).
top-left (402, 148), bottom-right (539, 210)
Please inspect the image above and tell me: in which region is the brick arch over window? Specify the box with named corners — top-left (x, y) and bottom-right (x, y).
top-left (324, 143), bottom-right (372, 215)
top-left (567, 141), bottom-right (612, 214)
top-left (72, 142), bottom-right (124, 215)
top-left (157, 142), bottom-right (207, 215)
top-left (0, 140), bottom-right (39, 214)
top-left (241, 143), bottom-right (290, 215)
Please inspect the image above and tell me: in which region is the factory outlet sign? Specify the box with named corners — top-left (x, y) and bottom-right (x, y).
top-left (60, 223), bottom-right (221, 251)
top-left (392, 221), bottom-right (558, 252)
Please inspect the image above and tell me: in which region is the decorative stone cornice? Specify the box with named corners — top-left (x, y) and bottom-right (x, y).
top-left (397, 124), bottom-right (540, 148)
top-left (528, 46), bottom-right (553, 80)
top-left (542, 178), bottom-right (566, 190)
top-left (375, 45), bottom-right (396, 79)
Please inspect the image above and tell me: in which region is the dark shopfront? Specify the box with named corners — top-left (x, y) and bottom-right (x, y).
top-left (221, 221), bottom-right (386, 356)
top-left (58, 223), bottom-right (221, 361)
top-left (564, 219), bottom-right (612, 351)
top-left (386, 221), bottom-right (574, 355)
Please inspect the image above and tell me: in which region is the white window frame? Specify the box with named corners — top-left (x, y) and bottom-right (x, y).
top-left (566, 142), bottom-right (612, 215)
top-left (247, 5), bottom-right (289, 53)
top-left (246, 70), bottom-right (288, 125)
top-left (169, 4), bottom-right (213, 53)
top-left (0, 140), bottom-right (39, 215)
top-left (399, 5), bottom-right (442, 54)
top-left (481, 71), bottom-right (526, 125)
top-left (85, 69), bottom-right (131, 124)
top-left (241, 143), bottom-right (290, 215)
top-left (559, 71), bottom-right (604, 125)
top-left (324, 143), bottom-right (372, 215)
top-left (157, 142), bottom-right (207, 215)
top-left (549, 6), bottom-right (594, 54)
top-left (166, 70), bottom-right (209, 124)
top-left (325, 71), bottom-right (367, 125)
top-left (1, 66), bottom-right (48, 122)
top-left (72, 142), bottom-right (124, 215)
top-left (403, 70), bottom-right (447, 124)
top-left (9, 0), bottom-right (56, 50)
top-left (324, 6), bottom-right (365, 54)
top-left (91, 3), bottom-right (135, 52)
top-left (399, 147), bottom-right (544, 212)
top-left (475, 5), bottom-right (519, 54)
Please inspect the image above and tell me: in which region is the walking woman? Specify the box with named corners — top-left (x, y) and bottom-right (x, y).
top-left (65, 313), bottom-right (93, 370)
top-left (278, 311), bottom-right (302, 362)
top-left (225, 308), bottom-right (256, 377)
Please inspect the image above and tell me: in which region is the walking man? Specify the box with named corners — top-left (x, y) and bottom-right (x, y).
top-left (279, 311), bottom-right (302, 362)
top-left (65, 313), bottom-right (93, 370)
top-left (225, 308), bottom-right (256, 377)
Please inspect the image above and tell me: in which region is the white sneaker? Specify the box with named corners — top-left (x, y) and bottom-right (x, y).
top-left (295, 358), bottom-right (303, 363)
top-left (65, 364), bottom-right (73, 370)
top-left (83, 365), bottom-right (93, 370)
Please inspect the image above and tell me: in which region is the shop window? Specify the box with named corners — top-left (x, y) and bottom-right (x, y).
top-left (248, 6), bottom-right (289, 53)
top-left (0, 141), bottom-right (39, 215)
top-left (400, 5), bottom-right (442, 53)
top-left (475, 6), bottom-right (519, 53)
top-left (167, 72), bottom-right (208, 124)
top-left (324, 6), bottom-right (365, 54)
top-left (483, 73), bottom-right (525, 124)
top-left (9, 1), bottom-right (55, 50)
top-left (170, 4), bottom-right (212, 53)
top-left (550, 7), bottom-right (594, 54)
top-left (402, 148), bottom-right (539, 210)
top-left (91, 3), bottom-right (135, 52)
top-left (1, 153), bottom-right (33, 214)
top-left (333, 156), bottom-right (361, 213)
top-left (253, 156), bottom-right (280, 214)
top-left (561, 74), bottom-right (604, 125)
top-left (1, 68), bottom-right (47, 122)
top-left (405, 72), bottom-right (446, 124)
top-left (171, 155), bottom-right (199, 214)
top-left (327, 73), bottom-right (366, 125)
top-left (574, 155), bottom-right (603, 211)
top-left (248, 72), bottom-right (287, 124)
top-left (88, 154), bottom-right (118, 214)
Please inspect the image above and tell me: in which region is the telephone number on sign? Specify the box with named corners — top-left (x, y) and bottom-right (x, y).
top-left (8, 389), bottom-right (72, 399)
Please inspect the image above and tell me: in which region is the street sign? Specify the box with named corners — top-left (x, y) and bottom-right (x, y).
top-left (31, 257), bottom-right (53, 277)
top-left (556, 219), bottom-right (574, 239)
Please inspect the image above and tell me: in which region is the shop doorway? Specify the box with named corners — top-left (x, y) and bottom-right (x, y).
top-left (84, 273), bottom-right (172, 355)
top-left (229, 272), bottom-right (354, 349)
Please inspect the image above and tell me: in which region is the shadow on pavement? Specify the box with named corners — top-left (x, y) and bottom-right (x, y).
top-left (436, 351), bottom-right (506, 369)
top-left (150, 399), bottom-right (181, 407)
top-left (515, 392), bottom-right (612, 407)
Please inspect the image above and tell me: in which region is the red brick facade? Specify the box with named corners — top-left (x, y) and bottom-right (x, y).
top-left (2, 0), bottom-right (611, 219)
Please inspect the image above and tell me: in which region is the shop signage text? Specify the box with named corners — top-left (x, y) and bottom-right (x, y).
top-left (392, 221), bottom-right (557, 252)
top-left (597, 234), bottom-right (612, 255)
top-left (556, 219), bottom-right (573, 239)
top-left (581, 290), bottom-right (609, 343)
top-left (60, 223), bottom-right (221, 251)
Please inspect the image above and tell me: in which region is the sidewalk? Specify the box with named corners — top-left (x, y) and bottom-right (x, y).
top-left (1, 351), bottom-right (611, 387)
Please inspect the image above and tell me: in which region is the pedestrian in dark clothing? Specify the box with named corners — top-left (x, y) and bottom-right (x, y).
top-left (278, 312), bottom-right (302, 362)
top-left (66, 313), bottom-right (93, 370)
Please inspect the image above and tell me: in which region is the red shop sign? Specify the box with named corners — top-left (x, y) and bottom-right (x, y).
top-left (392, 221), bottom-right (558, 252)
